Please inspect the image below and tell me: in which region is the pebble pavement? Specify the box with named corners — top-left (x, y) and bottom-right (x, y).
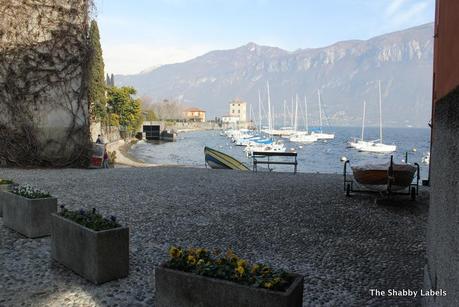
top-left (0, 167), bottom-right (429, 306)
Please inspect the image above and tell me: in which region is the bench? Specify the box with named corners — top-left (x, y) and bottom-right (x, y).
top-left (252, 151), bottom-right (298, 174)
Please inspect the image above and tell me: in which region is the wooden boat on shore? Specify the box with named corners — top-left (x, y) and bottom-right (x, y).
top-left (204, 147), bottom-right (249, 171)
top-left (351, 159), bottom-right (417, 191)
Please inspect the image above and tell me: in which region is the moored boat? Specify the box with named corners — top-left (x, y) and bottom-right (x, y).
top-left (204, 147), bottom-right (249, 171)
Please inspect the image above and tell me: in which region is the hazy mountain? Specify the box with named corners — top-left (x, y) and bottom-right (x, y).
top-left (116, 23), bottom-right (434, 127)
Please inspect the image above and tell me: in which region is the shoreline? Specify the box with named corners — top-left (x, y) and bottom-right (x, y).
top-left (106, 139), bottom-right (157, 168)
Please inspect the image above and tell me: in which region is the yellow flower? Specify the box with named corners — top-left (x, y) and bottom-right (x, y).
top-left (263, 282), bottom-right (273, 289)
top-left (187, 255), bottom-right (197, 265)
top-left (235, 265), bottom-right (245, 277)
top-left (196, 248), bottom-right (207, 258)
top-left (226, 249), bottom-right (238, 263)
top-left (237, 259), bottom-right (247, 268)
top-left (169, 247), bottom-right (181, 258)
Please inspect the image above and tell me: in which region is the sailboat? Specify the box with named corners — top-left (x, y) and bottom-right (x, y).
top-left (289, 95), bottom-right (317, 144)
top-left (354, 81), bottom-right (396, 154)
top-left (349, 100), bottom-right (369, 149)
top-left (311, 89), bottom-right (335, 140)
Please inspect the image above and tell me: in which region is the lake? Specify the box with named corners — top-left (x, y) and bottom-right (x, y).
top-left (129, 127), bottom-right (431, 179)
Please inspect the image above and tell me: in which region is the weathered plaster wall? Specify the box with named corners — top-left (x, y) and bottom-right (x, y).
top-left (425, 88), bottom-right (459, 306)
top-left (425, 0), bottom-right (459, 305)
top-left (0, 0), bottom-right (91, 166)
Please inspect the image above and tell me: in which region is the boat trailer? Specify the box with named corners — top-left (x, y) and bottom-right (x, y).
top-left (343, 157), bottom-right (420, 201)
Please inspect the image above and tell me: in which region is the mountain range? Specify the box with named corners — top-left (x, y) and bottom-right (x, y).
top-left (116, 23), bottom-right (434, 127)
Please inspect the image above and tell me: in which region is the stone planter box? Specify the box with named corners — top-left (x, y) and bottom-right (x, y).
top-left (51, 214), bottom-right (129, 284)
top-left (155, 266), bottom-right (304, 307)
top-left (2, 192), bottom-right (57, 238)
top-left (0, 183), bottom-right (13, 217)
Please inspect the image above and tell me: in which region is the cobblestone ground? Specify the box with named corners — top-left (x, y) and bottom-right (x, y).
top-left (0, 167), bottom-right (428, 306)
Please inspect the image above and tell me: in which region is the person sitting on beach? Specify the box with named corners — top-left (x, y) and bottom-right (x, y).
top-left (103, 146), bottom-right (109, 169)
top-left (96, 135), bottom-right (102, 144)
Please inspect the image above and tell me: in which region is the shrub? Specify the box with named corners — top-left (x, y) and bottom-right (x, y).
top-left (0, 179), bottom-right (14, 185)
top-left (58, 206), bottom-right (120, 231)
top-left (164, 247), bottom-right (293, 292)
top-left (12, 185), bottom-right (51, 199)
top-left (108, 151), bottom-right (117, 165)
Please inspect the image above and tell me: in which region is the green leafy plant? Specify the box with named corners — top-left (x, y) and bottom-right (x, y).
top-left (164, 247), bottom-right (294, 292)
top-left (12, 185), bottom-right (51, 199)
top-left (0, 179), bottom-right (13, 185)
top-left (58, 206), bottom-right (121, 231)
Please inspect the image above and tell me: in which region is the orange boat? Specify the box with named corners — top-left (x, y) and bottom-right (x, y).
top-left (351, 162), bottom-right (417, 191)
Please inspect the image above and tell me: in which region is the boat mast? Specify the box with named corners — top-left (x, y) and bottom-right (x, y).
top-left (291, 96), bottom-right (294, 127)
top-left (304, 96), bottom-right (309, 133)
top-left (294, 94), bottom-right (299, 132)
top-left (258, 90), bottom-right (262, 132)
top-left (318, 89), bottom-right (323, 132)
top-left (283, 100), bottom-right (287, 127)
top-left (361, 100), bottom-right (366, 141)
top-left (267, 81), bottom-right (272, 132)
top-left (378, 80), bottom-right (383, 144)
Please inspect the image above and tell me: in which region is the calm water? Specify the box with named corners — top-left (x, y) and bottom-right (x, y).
top-left (129, 127), bottom-right (431, 179)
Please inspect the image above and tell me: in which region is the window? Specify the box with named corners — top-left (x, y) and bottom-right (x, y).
top-left (238, 110), bottom-right (240, 113)
top-left (238, 104), bottom-right (240, 106)
top-left (232, 110), bottom-right (235, 113)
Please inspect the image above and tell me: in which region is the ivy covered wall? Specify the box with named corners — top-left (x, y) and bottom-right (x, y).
top-left (0, 0), bottom-right (92, 167)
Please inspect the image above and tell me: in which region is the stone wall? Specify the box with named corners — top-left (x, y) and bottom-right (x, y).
top-left (0, 0), bottom-right (91, 166)
top-left (90, 122), bottom-right (122, 143)
top-left (425, 87), bottom-right (459, 306)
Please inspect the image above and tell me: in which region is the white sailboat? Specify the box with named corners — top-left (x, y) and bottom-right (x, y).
top-left (256, 81), bottom-right (286, 154)
top-left (289, 95), bottom-right (317, 144)
top-left (349, 100), bottom-right (369, 149)
top-left (355, 81), bottom-right (396, 154)
top-left (311, 89), bottom-right (335, 140)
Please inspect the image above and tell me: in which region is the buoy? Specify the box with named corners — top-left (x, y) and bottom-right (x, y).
top-left (412, 148), bottom-right (417, 152)
top-left (340, 156), bottom-right (348, 162)
top-left (299, 145), bottom-right (303, 149)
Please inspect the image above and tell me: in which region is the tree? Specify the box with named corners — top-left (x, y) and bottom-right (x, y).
top-left (88, 20), bottom-right (107, 121)
top-left (145, 110), bottom-right (158, 121)
top-left (106, 86), bottom-right (142, 132)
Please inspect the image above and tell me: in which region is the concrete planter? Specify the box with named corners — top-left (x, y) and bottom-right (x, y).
top-left (51, 214), bottom-right (129, 284)
top-left (0, 184), bottom-right (13, 217)
top-left (2, 192), bottom-right (57, 238)
top-left (155, 266), bottom-right (304, 307)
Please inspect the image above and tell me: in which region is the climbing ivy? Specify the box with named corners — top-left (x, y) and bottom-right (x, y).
top-left (0, 0), bottom-right (94, 167)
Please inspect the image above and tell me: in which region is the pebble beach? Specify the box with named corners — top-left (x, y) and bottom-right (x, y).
top-left (0, 167), bottom-right (428, 306)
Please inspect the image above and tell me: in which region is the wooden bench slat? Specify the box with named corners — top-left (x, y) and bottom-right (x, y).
top-left (252, 152), bottom-right (297, 157)
top-left (254, 161), bottom-right (298, 165)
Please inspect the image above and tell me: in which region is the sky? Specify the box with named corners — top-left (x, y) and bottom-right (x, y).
top-left (94, 0), bottom-right (435, 75)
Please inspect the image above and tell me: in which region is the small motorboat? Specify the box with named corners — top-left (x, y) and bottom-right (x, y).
top-left (204, 147), bottom-right (249, 171)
